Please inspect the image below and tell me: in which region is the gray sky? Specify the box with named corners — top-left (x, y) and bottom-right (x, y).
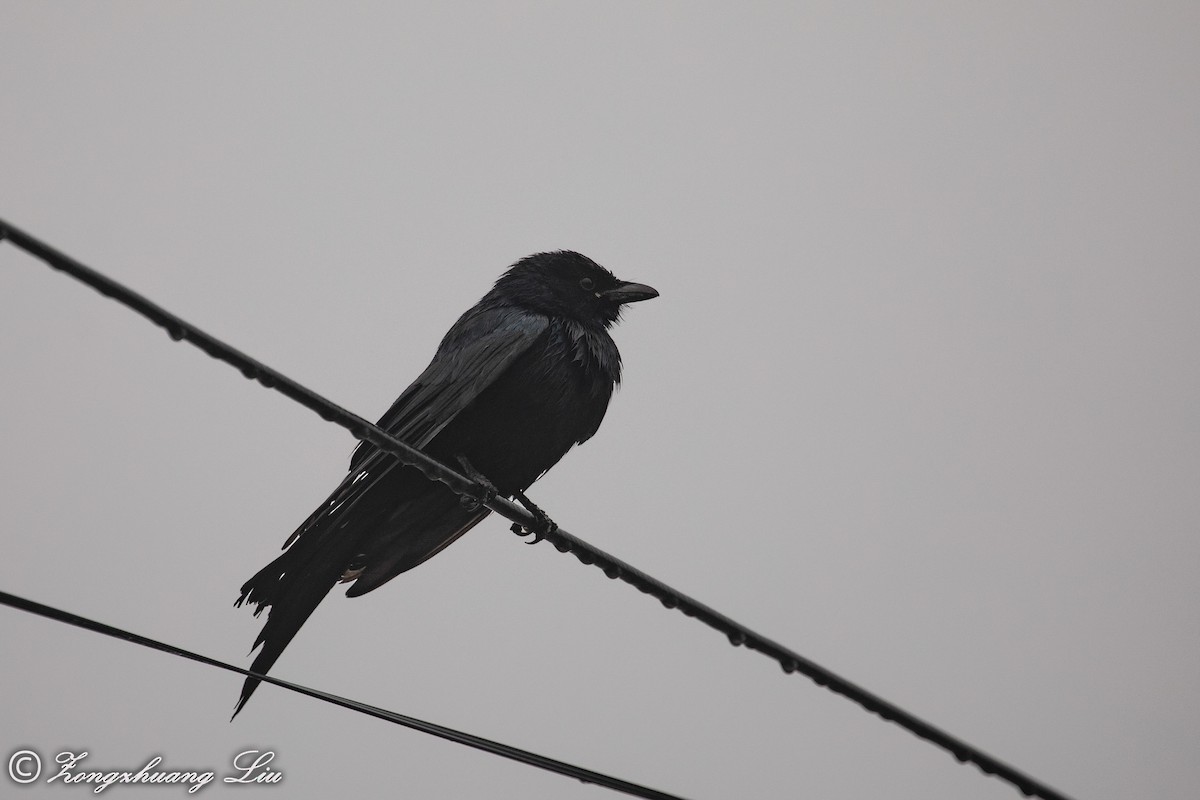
top-left (2, 3), bottom-right (1197, 799)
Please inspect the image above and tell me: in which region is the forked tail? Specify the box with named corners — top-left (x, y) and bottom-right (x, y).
top-left (232, 523), bottom-right (357, 718)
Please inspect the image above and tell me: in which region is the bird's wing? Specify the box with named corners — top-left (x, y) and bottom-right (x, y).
top-left (280, 308), bottom-right (549, 548)
top-left (350, 306), bottom-right (550, 469)
top-left (232, 309), bottom-right (550, 716)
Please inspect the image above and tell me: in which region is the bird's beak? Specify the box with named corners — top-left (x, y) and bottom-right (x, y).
top-left (600, 281), bottom-right (659, 305)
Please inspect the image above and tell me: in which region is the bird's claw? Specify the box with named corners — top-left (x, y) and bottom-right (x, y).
top-left (457, 455), bottom-right (497, 510)
top-left (525, 522), bottom-right (558, 545)
top-left (457, 459), bottom-right (557, 542)
top-left (512, 490), bottom-right (557, 544)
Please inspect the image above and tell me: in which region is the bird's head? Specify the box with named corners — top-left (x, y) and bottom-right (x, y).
top-left (492, 251), bottom-right (658, 327)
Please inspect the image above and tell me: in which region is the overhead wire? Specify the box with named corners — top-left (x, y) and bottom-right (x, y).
top-left (0, 218), bottom-right (1077, 800)
top-left (0, 590), bottom-right (687, 800)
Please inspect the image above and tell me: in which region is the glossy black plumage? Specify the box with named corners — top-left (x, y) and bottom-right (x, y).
top-left (233, 251), bottom-right (656, 716)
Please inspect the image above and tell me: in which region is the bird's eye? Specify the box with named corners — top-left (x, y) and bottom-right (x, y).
top-left (579, 277), bottom-right (596, 291)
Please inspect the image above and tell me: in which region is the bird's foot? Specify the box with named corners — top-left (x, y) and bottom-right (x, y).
top-left (456, 455), bottom-right (497, 510)
top-left (510, 490), bottom-right (558, 545)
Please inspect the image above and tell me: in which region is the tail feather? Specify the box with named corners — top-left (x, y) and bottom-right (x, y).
top-left (232, 457), bottom-right (405, 718)
top-left (232, 460), bottom-right (487, 718)
top-left (232, 526), bottom-right (354, 718)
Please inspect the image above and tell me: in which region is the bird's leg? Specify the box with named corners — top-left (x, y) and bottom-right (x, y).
top-left (456, 455), bottom-right (497, 510)
top-left (511, 490), bottom-right (558, 545)
top-left (456, 455), bottom-right (555, 543)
